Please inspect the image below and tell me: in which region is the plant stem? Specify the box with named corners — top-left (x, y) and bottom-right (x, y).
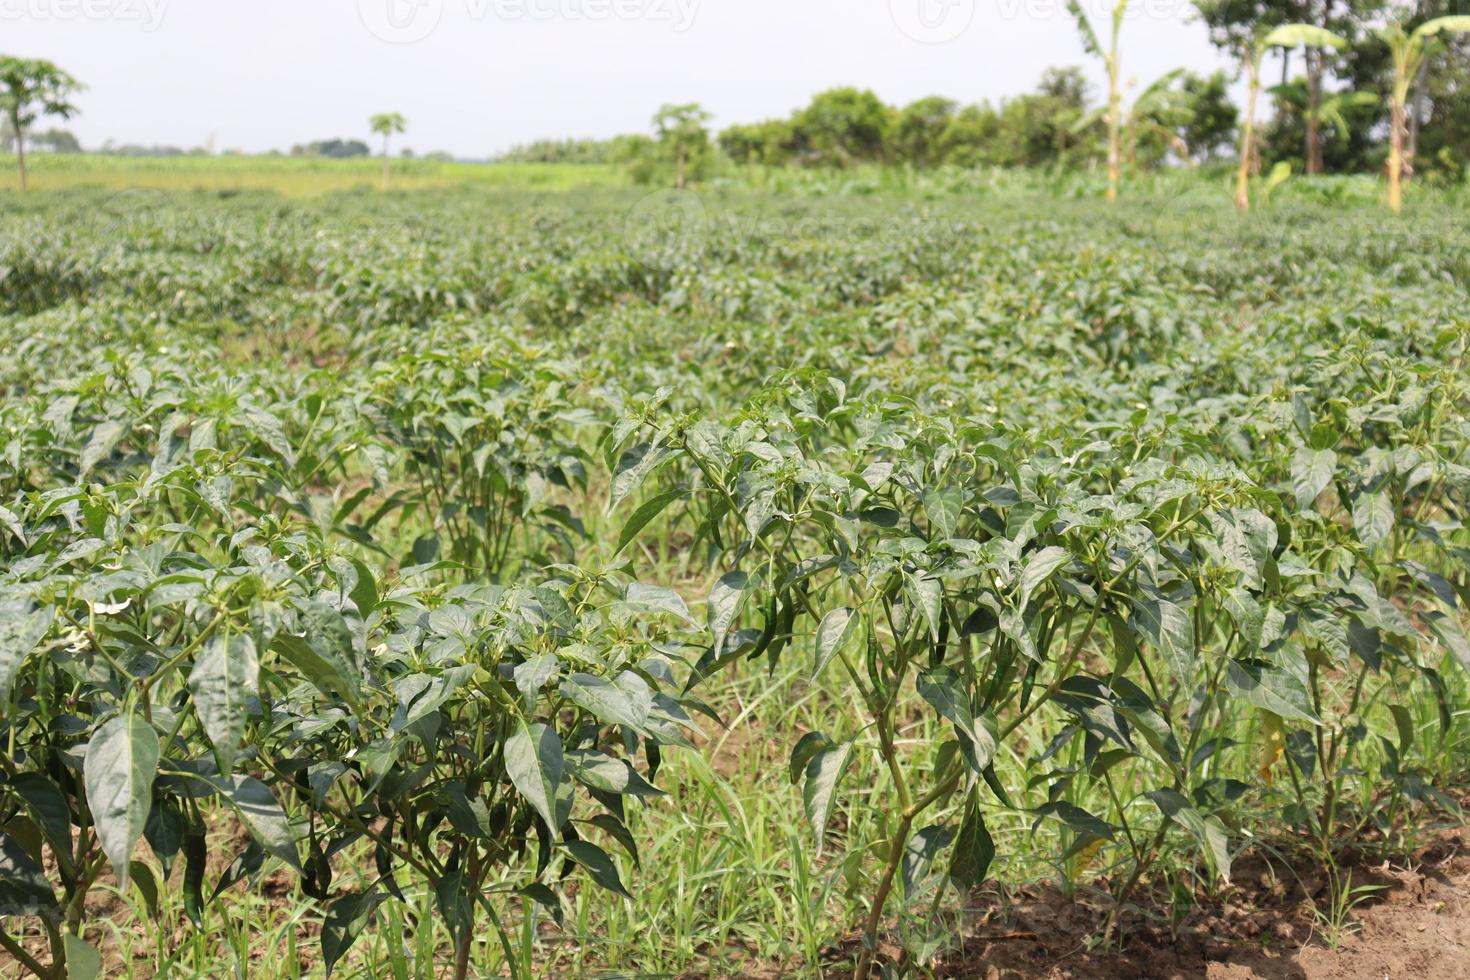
top-left (0, 924), bottom-right (49, 980)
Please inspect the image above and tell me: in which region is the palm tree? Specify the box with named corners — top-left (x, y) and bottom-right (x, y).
top-left (0, 56), bottom-right (82, 192)
top-left (369, 112), bottom-right (407, 190)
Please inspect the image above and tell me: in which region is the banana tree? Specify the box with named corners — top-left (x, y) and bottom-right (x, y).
top-left (1270, 82), bottom-right (1377, 171)
top-left (1380, 16), bottom-right (1470, 213)
top-left (1071, 69), bottom-right (1190, 170)
top-left (1067, 0), bottom-right (1130, 201)
top-left (1235, 24), bottom-right (1348, 211)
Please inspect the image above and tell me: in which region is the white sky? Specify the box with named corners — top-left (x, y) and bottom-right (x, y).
top-left (2, 0), bottom-right (1241, 157)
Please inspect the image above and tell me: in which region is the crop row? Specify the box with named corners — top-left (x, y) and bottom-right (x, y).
top-left (1, 188), bottom-right (1468, 978)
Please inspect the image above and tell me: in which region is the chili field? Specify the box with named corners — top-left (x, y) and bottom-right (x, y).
top-left (2, 182), bottom-right (1469, 978)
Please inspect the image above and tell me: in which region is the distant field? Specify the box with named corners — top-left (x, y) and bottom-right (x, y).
top-left (0, 152), bottom-right (626, 194)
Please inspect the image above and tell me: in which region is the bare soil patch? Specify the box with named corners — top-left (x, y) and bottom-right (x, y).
top-left (806, 824), bottom-right (1470, 980)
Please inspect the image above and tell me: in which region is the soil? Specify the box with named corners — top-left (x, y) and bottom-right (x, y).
top-left (6, 822), bottom-right (1467, 978)
top-left (804, 824), bottom-right (1470, 980)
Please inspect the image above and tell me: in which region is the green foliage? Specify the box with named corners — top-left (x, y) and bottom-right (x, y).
top-left (0, 183), bottom-right (1468, 977)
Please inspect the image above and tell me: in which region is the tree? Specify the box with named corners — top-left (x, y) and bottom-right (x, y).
top-left (1123, 71), bottom-right (1193, 167)
top-left (718, 118), bottom-right (800, 167)
top-left (652, 102), bottom-right (713, 190)
top-left (0, 56), bottom-right (82, 191)
top-left (892, 96), bottom-right (958, 168)
top-left (1266, 24), bottom-right (1353, 181)
top-left (793, 88), bottom-right (891, 167)
top-left (32, 128), bottom-right (82, 153)
top-left (1378, 13), bottom-right (1470, 212)
top-left (1179, 71), bottom-right (1241, 160)
top-left (994, 68), bottom-right (1099, 168)
top-left (938, 102), bottom-right (1003, 166)
top-left (1230, 25), bottom-right (1347, 210)
top-left (369, 112), bottom-right (407, 189)
top-left (292, 138), bottom-right (371, 159)
top-left (718, 122), bottom-right (770, 166)
top-left (1066, 0), bottom-right (1131, 200)
top-left (1290, 1), bottom-right (1379, 173)
top-left (1269, 78), bottom-right (1377, 165)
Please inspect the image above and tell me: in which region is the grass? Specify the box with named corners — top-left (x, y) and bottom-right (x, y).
top-left (0, 153), bottom-right (627, 196)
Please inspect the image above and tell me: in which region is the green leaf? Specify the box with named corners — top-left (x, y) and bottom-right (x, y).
top-left (9, 773), bottom-right (71, 850)
top-left (1032, 801), bottom-right (1115, 841)
top-left (1265, 23), bottom-right (1348, 50)
top-left (565, 749), bottom-right (663, 798)
top-left (707, 571), bottom-right (753, 643)
top-left (64, 933), bottom-right (101, 980)
top-left (623, 583), bottom-right (695, 625)
top-left (1130, 598), bottom-right (1195, 685)
top-left (609, 443), bottom-right (674, 512)
top-left (346, 557), bottom-right (378, 617)
top-left (0, 833), bottom-right (59, 916)
top-left (270, 601), bottom-right (362, 709)
top-left (83, 712), bottom-right (160, 887)
top-left (1018, 546), bottom-right (1069, 604)
top-left (949, 793), bottom-right (995, 888)
top-left (1225, 660), bottom-right (1320, 724)
top-left (0, 600), bottom-right (52, 704)
top-left (1146, 790), bottom-right (1232, 882)
top-left (803, 740), bottom-right (854, 855)
top-left (561, 673), bottom-right (648, 732)
top-left (505, 719), bottom-right (564, 834)
top-left (189, 634), bottom-right (259, 773)
top-left (127, 861), bottom-right (159, 917)
top-left (1415, 16), bottom-right (1470, 41)
top-left (917, 666), bottom-right (996, 772)
top-left (905, 574), bottom-right (944, 643)
top-left (208, 775), bottom-right (301, 872)
top-left (789, 731), bottom-right (835, 785)
top-left (78, 420), bottom-right (125, 478)
top-left (922, 485), bottom-right (963, 539)
top-left (322, 891), bottom-right (385, 975)
top-left (563, 840), bottom-right (631, 899)
top-left (1352, 492), bottom-right (1393, 551)
top-left (0, 504), bottom-right (25, 547)
top-left (1291, 447), bottom-right (1337, 508)
top-left (1065, 0), bottom-right (1103, 59)
top-left (812, 607), bottom-right (861, 679)
top-left (902, 825), bottom-right (952, 899)
top-left (615, 488), bottom-right (685, 554)
top-left (1425, 611), bottom-right (1470, 674)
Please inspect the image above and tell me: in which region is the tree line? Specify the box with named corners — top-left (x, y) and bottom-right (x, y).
top-left (501, 0), bottom-right (1469, 211)
top-left (4, 0), bottom-right (1467, 208)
